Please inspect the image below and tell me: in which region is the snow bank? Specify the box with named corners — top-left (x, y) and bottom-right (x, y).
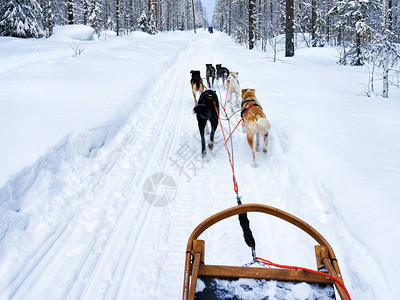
top-left (49, 25), bottom-right (95, 41)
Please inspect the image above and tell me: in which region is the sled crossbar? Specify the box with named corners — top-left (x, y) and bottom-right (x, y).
top-left (182, 204), bottom-right (349, 300)
top-left (197, 264), bottom-right (333, 284)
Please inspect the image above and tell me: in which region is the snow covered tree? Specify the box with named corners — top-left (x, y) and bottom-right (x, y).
top-left (115, 0), bottom-right (120, 35)
top-left (88, 0), bottom-right (102, 34)
top-left (42, 0), bottom-right (55, 37)
top-left (0, 0), bottom-right (45, 38)
top-left (82, 0), bottom-right (89, 24)
top-left (178, 10), bottom-right (186, 30)
top-left (295, 1), bottom-right (312, 46)
top-left (363, 0), bottom-right (400, 98)
top-left (67, 0), bottom-right (74, 24)
top-left (312, 5), bottom-right (326, 47)
top-left (148, 4), bottom-right (157, 34)
top-left (138, 10), bottom-right (148, 32)
top-left (328, 0), bottom-right (380, 65)
top-left (285, 0), bottom-right (294, 56)
top-left (159, 14), bottom-right (165, 31)
top-left (249, 0), bottom-right (255, 49)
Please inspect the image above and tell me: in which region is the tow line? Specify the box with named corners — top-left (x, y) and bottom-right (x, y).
top-left (210, 83), bottom-right (352, 300)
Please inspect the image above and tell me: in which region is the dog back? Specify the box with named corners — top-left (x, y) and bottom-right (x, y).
top-left (190, 70), bottom-right (203, 90)
top-left (206, 64), bottom-right (215, 76)
top-left (241, 89), bottom-right (265, 120)
top-left (216, 64), bottom-right (230, 78)
top-left (194, 90), bottom-right (219, 119)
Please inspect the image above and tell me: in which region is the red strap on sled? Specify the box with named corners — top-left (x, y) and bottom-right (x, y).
top-left (256, 257), bottom-right (351, 300)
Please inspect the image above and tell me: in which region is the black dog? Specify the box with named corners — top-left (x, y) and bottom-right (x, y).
top-left (193, 90), bottom-right (219, 156)
top-left (216, 64), bottom-right (230, 87)
top-left (205, 64), bottom-right (215, 88)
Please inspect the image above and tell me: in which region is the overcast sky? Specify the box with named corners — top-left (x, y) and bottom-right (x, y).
top-left (202, 0), bottom-right (216, 23)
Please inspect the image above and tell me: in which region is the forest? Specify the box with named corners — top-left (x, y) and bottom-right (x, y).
top-left (1, 0), bottom-right (399, 97)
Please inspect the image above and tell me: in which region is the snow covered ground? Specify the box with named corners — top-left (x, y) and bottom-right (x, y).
top-left (0, 26), bottom-right (399, 299)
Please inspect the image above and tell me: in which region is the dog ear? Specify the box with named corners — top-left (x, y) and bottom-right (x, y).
top-left (190, 70), bottom-right (193, 74)
top-left (251, 89), bottom-right (255, 92)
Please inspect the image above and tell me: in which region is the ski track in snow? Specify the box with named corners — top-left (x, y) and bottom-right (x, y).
top-left (0, 31), bottom-right (393, 299)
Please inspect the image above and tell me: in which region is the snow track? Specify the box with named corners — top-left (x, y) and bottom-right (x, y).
top-left (0, 30), bottom-right (398, 299)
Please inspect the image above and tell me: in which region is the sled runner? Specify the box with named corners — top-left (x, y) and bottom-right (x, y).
top-left (182, 204), bottom-right (350, 300)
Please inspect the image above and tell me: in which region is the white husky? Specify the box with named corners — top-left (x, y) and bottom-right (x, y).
top-left (227, 72), bottom-right (240, 112)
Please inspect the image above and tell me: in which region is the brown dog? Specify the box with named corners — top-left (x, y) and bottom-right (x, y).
top-left (241, 88), bottom-right (271, 167)
top-left (190, 70), bottom-right (205, 105)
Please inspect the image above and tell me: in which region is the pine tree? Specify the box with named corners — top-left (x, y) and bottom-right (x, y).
top-left (148, 4), bottom-right (157, 34)
top-left (295, 0), bottom-right (312, 46)
top-left (178, 10), bottom-right (185, 31)
top-left (312, 6), bottom-right (326, 47)
top-left (138, 10), bottom-right (148, 32)
top-left (159, 15), bottom-right (165, 31)
top-left (67, 0), bottom-right (74, 24)
top-left (42, 0), bottom-right (55, 37)
top-left (328, 0), bottom-right (380, 65)
top-left (88, 0), bottom-right (102, 34)
top-left (0, 0), bottom-right (45, 38)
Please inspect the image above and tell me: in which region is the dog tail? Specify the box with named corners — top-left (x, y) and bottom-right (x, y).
top-left (256, 118), bottom-right (271, 134)
top-left (193, 104), bottom-right (211, 120)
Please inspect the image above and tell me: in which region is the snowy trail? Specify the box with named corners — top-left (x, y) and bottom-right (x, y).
top-left (0, 30), bottom-right (397, 299)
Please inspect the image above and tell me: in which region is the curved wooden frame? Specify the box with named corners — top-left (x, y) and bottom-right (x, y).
top-left (182, 203), bottom-right (349, 300)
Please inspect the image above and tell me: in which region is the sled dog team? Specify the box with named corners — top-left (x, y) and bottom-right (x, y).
top-left (191, 64), bottom-right (271, 167)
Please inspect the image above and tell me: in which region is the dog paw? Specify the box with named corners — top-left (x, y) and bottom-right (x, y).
top-left (255, 147), bottom-right (260, 152)
top-left (263, 148), bottom-right (267, 153)
top-left (208, 143), bottom-right (214, 150)
top-left (201, 150), bottom-right (207, 157)
top-left (251, 163), bottom-right (259, 168)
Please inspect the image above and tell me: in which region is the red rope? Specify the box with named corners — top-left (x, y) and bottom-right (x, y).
top-left (200, 78), bottom-right (208, 90)
top-left (213, 101), bottom-right (239, 193)
top-left (255, 257), bottom-right (351, 300)
top-left (225, 118), bottom-right (243, 144)
top-left (223, 84), bottom-right (230, 110)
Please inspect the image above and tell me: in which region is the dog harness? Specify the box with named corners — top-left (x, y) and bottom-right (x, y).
top-left (241, 99), bottom-right (261, 118)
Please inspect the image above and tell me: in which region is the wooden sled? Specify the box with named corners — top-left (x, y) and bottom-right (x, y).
top-left (182, 204), bottom-right (350, 300)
